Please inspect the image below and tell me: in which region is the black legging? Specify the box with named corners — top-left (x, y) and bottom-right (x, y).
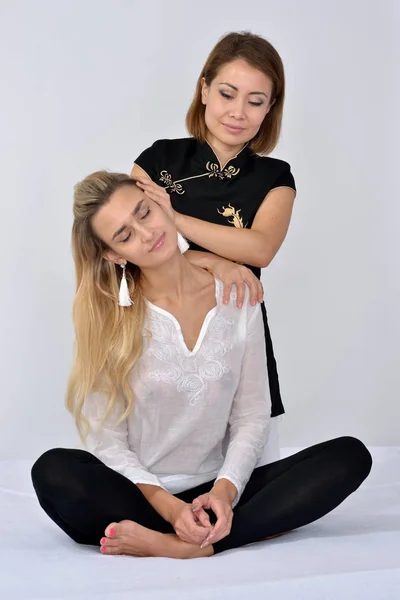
top-left (31, 436), bottom-right (372, 554)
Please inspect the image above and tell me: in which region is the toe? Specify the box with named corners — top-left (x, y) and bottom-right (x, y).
top-left (100, 536), bottom-right (119, 548)
top-left (120, 519), bottom-right (138, 531)
top-left (100, 543), bottom-right (120, 555)
top-left (105, 522), bottom-right (118, 537)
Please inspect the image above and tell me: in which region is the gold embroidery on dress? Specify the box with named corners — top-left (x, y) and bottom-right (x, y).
top-left (206, 162), bottom-right (240, 180)
top-left (159, 170), bottom-right (185, 195)
top-left (217, 203), bottom-right (245, 228)
top-left (158, 159), bottom-right (240, 194)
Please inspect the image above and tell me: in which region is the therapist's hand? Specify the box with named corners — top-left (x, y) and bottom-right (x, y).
top-left (205, 257), bottom-right (264, 308)
top-left (136, 178), bottom-right (175, 220)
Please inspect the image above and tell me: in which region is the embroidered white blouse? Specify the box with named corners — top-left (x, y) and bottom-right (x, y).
top-left (83, 279), bottom-right (271, 505)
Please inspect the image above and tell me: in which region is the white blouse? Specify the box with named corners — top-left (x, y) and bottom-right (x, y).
top-left (83, 279), bottom-right (271, 505)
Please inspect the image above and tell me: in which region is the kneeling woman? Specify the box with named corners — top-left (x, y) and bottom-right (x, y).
top-left (32, 172), bottom-right (372, 558)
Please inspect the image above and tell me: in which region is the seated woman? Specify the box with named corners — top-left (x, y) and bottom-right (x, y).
top-left (31, 172), bottom-right (372, 558)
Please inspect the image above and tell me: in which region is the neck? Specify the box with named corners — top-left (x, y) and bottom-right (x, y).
top-left (139, 250), bottom-right (198, 303)
top-left (206, 133), bottom-right (244, 167)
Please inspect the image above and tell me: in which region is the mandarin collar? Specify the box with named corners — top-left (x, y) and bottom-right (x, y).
top-left (195, 139), bottom-right (251, 171)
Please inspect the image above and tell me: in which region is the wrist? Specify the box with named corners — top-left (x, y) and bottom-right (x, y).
top-left (185, 250), bottom-right (217, 271)
top-left (163, 496), bottom-right (186, 524)
top-left (174, 211), bottom-right (185, 231)
top-left (211, 478), bottom-right (237, 505)
top-left (200, 253), bottom-right (223, 274)
top-left (136, 483), bottom-right (185, 523)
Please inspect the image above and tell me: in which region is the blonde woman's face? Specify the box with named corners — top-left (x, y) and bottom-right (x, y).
top-left (201, 59), bottom-right (274, 148)
top-left (92, 184), bottom-right (177, 268)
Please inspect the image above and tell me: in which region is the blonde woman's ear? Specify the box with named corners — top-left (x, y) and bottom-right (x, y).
top-left (103, 250), bottom-right (124, 265)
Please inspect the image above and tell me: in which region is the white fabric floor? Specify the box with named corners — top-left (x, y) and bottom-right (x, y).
top-left (1, 447), bottom-right (399, 600)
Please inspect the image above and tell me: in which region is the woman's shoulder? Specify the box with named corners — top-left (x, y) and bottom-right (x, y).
top-left (143, 137), bottom-right (197, 155)
top-left (215, 279), bottom-right (258, 321)
top-left (134, 137), bottom-right (197, 177)
top-left (249, 153), bottom-right (296, 193)
top-left (252, 153), bottom-right (293, 173)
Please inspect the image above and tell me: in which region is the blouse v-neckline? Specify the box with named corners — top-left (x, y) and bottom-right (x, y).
top-left (145, 278), bottom-right (221, 356)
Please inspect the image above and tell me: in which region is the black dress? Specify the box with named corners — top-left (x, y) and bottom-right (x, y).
top-left (135, 138), bottom-right (296, 417)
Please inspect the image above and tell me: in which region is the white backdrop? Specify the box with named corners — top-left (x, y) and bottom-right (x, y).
top-left (0, 0), bottom-right (398, 459)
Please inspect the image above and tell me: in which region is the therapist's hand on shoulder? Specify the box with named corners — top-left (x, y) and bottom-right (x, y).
top-left (207, 258), bottom-right (264, 308)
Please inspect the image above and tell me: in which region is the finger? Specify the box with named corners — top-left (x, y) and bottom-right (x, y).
top-left (179, 529), bottom-right (208, 545)
top-left (176, 519), bottom-right (209, 545)
top-left (222, 281), bottom-right (233, 305)
top-left (236, 280), bottom-right (246, 308)
top-left (211, 515), bottom-right (228, 540)
top-left (188, 525), bottom-right (211, 545)
top-left (137, 179), bottom-right (167, 195)
top-left (137, 182), bottom-right (159, 195)
top-left (192, 499), bottom-right (202, 511)
top-left (200, 525), bottom-right (215, 548)
top-left (245, 278), bottom-right (259, 306)
top-left (243, 271), bottom-right (264, 306)
top-left (192, 495), bottom-right (212, 511)
top-left (139, 183), bottom-right (157, 194)
top-left (207, 502), bottom-right (230, 540)
top-left (204, 525), bottom-right (231, 547)
top-left (185, 509), bottom-right (212, 542)
top-left (139, 182), bottom-right (158, 193)
top-left (194, 507), bottom-right (211, 529)
top-left (135, 178), bottom-right (151, 188)
top-left (142, 186), bottom-right (168, 202)
top-left (204, 510), bottom-right (233, 546)
top-left (142, 189), bottom-right (166, 205)
top-left (135, 176), bottom-right (153, 184)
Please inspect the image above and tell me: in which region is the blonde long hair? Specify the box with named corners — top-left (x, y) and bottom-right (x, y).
top-left (66, 171), bottom-right (146, 440)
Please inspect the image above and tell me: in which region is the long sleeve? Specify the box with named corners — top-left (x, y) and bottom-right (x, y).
top-left (82, 391), bottom-right (165, 489)
top-left (215, 300), bottom-right (271, 506)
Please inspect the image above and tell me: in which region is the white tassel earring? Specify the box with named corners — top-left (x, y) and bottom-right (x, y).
top-left (177, 231), bottom-right (190, 254)
top-left (118, 263), bottom-right (134, 307)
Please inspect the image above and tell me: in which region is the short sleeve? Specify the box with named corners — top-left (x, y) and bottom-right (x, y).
top-left (134, 139), bottom-right (166, 182)
top-left (271, 163), bottom-right (296, 194)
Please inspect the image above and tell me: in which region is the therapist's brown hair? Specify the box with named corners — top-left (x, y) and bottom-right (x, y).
top-left (186, 31), bottom-right (285, 156)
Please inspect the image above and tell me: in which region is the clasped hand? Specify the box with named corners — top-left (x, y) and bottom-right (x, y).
top-left (169, 490), bottom-right (233, 548)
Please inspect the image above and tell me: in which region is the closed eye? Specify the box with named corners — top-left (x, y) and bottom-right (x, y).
top-left (121, 231), bottom-right (132, 243)
top-left (121, 209), bottom-right (150, 242)
top-left (220, 90), bottom-right (232, 100)
top-left (220, 90), bottom-right (264, 107)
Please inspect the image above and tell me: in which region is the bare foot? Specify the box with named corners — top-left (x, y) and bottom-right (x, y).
top-left (100, 520), bottom-right (214, 559)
